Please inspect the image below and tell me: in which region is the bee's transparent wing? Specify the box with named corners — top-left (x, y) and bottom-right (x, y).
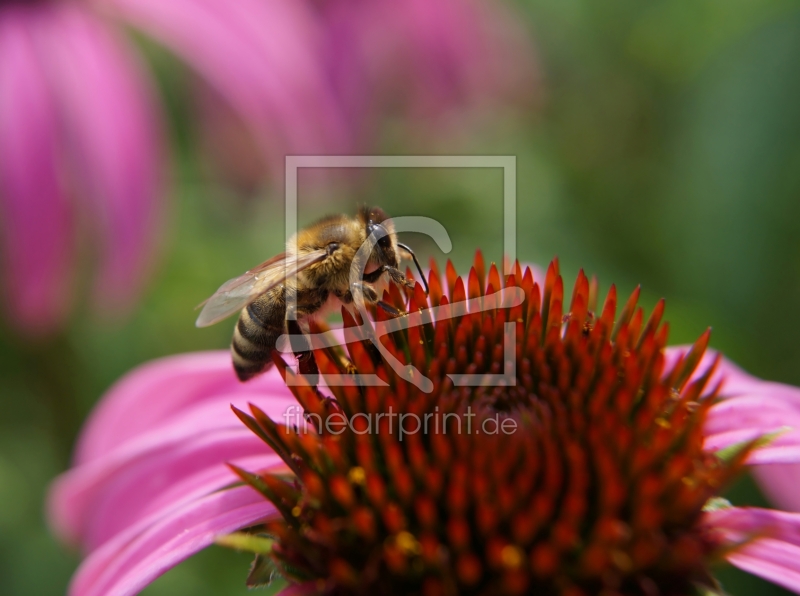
top-left (195, 249), bottom-right (327, 327)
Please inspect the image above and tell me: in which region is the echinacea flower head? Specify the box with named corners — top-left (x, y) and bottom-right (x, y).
top-left (49, 254), bottom-right (800, 596)
top-left (230, 256), bottom-right (759, 595)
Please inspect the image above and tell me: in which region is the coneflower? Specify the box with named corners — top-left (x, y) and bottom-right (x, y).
top-left (49, 254), bottom-right (800, 596)
top-left (231, 255), bottom-right (764, 595)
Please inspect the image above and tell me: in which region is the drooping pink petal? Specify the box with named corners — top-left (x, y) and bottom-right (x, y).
top-left (73, 351), bottom-right (291, 464)
top-left (727, 540), bottom-right (800, 594)
top-left (704, 395), bottom-right (800, 464)
top-left (49, 352), bottom-right (296, 548)
top-left (666, 346), bottom-right (800, 509)
top-left (709, 360), bottom-right (800, 511)
top-left (705, 428), bottom-right (767, 451)
top-left (30, 4), bottom-right (164, 314)
top-left (69, 484), bottom-right (277, 596)
top-left (706, 395), bottom-right (800, 436)
top-left (752, 464), bottom-right (800, 514)
top-left (50, 422), bottom-right (281, 550)
top-left (740, 446), bottom-right (800, 466)
top-left (707, 507), bottom-right (800, 594)
top-left (665, 345), bottom-right (800, 403)
top-left (0, 7), bottom-right (74, 334)
top-left (98, 0), bottom-right (351, 177)
top-left (707, 506), bottom-right (800, 544)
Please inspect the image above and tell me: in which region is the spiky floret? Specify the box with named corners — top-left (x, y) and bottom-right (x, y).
top-left (232, 254), bottom-right (752, 596)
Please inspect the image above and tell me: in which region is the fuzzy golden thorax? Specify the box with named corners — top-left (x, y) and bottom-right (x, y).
top-left (290, 209), bottom-right (400, 294)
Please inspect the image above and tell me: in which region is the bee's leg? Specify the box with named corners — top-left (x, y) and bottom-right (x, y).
top-left (286, 318), bottom-right (318, 378)
top-left (339, 283), bottom-right (398, 366)
top-left (347, 281), bottom-right (377, 303)
top-left (376, 300), bottom-right (404, 318)
top-left (285, 289), bottom-right (328, 382)
top-left (349, 282), bottom-right (406, 317)
top-left (382, 265), bottom-right (432, 299)
top-left (384, 266), bottom-right (415, 289)
top-left (285, 317), bottom-right (342, 421)
top-left (361, 265), bottom-right (413, 288)
top-left (359, 266), bottom-right (413, 309)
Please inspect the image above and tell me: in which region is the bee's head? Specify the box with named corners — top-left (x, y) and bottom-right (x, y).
top-left (360, 206), bottom-right (398, 268)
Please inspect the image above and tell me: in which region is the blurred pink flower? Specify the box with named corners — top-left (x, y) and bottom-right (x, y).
top-left (1, 0), bottom-right (534, 335)
top-left (315, 0), bottom-right (535, 145)
top-left (48, 316), bottom-right (800, 592)
top-left (182, 0), bottom-right (537, 185)
top-left (0, 3), bottom-right (163, 335)
top-left (0, 0), bottom-right (350, 336)
top-left (102, 0), bottom-right (353, 179)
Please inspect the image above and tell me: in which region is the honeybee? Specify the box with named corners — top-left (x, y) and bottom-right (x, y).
top-left (196, 206), bottom-right (426, 381)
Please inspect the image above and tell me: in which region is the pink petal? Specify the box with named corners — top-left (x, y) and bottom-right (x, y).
top-left (668, 346), bottom-right (800, 509)
top-left (706, 507), bottom-right (800, 593)
top-left (50, 422), bottom-right (281, 550)
top-left (30, 4), bottom-right (164, 313)
top-left (705, 428), bottom-right (765, 451)
top-left (704, 395), bottom-right (800, 465)
top-left (707, 506), bottom-right (800, 544)
top-left (665, 346), bottom-right (800, 403)
top-left (743, 446), bottom-right (800, 465)
top-left (48, 350), bottom-right (298, 560)
top-left (73, 351), bottom-right (292, 465)
top-left (726, 540), bottom-right (800, 594)
top-left (69, 484), bottom-right (277, 596)
top-left (706, 395), bottom-right (800, 436)
top-left (0, 8), bottom-right (74, 333)
top-left (49, 362), bottom-right (295, 548)
top-left (753, 464), bottom-right (800, 514)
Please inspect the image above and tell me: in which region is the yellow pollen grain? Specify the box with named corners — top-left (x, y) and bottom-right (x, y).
top-left (655, 417), bottom-right (671, 429)
top-left (395, 531), bottom-right (421, 555)
top-left (347, 466), bottom-right (366, 485)
top-left (291, 506), bottom-right (302, 517)
top-left (501, 545), bottom-right (524, 569)
top-left (611, 549), bottom-right (633, 572)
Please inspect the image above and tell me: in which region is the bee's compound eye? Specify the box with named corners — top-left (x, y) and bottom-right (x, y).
top-left (369, 222), bottom-right (391, 247)
top-left (378, 232), bottom-right (392, 250)
top-left (326, 242), bottom-right (340, 255)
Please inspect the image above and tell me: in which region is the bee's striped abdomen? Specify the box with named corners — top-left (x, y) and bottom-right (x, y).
top-left (231, 286), bottom-right (330, 382)
top-left (231, 290), bottom-right (284, 381)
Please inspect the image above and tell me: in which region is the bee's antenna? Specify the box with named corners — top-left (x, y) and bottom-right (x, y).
top-left (397, 242), bottom-right (429, 295)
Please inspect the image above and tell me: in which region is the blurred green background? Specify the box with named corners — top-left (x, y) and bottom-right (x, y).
top-left (2, 0), bottom-right (800, 594)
